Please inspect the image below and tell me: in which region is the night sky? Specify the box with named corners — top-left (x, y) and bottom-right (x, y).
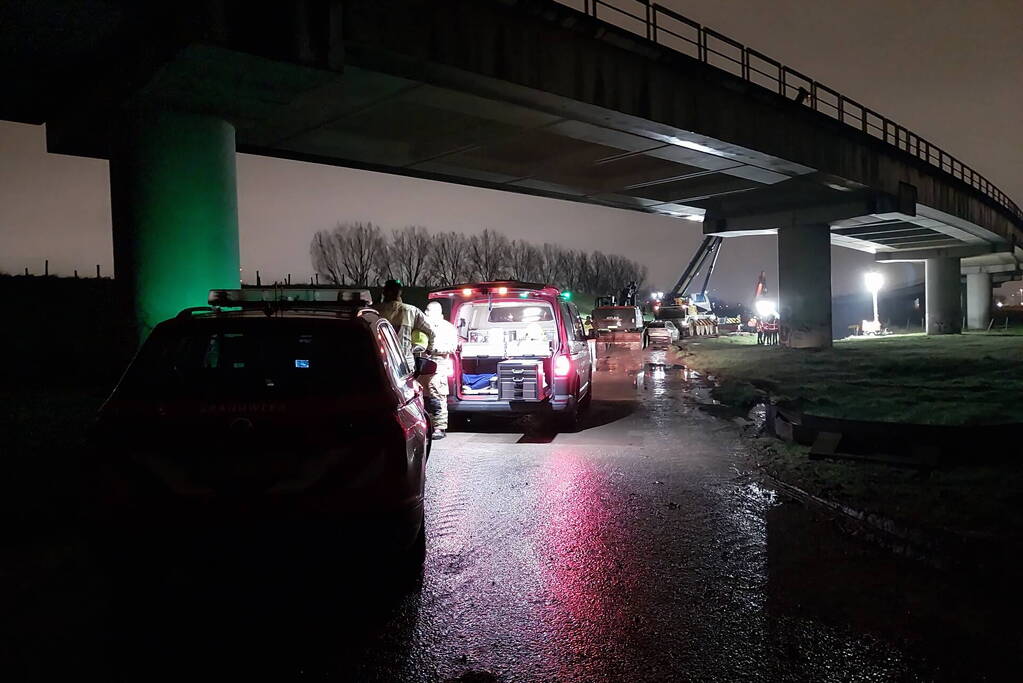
top-left (1, 0), bottom-right (1019, 303)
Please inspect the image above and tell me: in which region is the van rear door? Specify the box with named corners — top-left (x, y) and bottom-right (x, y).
top-left (560, 301), bottom-right (592, 398)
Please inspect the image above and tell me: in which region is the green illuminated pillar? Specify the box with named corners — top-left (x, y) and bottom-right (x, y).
top-left (110, 108), bottom-right (240, 341)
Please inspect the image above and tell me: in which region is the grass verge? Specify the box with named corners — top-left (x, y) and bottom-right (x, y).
top-left (680, 332), bottom-right (1023, 425)
top-left (678, 332), bottom-right (1023, 547)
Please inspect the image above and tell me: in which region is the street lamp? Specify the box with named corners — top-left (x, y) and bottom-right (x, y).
top-left (863, 271), bottom-right (884, 334)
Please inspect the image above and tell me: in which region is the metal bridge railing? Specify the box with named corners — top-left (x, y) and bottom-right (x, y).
top-left (556, 0), bottom-right (1020, 222)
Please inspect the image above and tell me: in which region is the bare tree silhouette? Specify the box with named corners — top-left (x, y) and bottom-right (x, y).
top-left (467, 229), bottom-right (510, 281)
top-left (429, 232), bottom-right (472, 285)
top-left (311, 222), bottom-right (386, 286)
top-left (390, 225), bottom-right (433, 286)
top-left (507, 239), bottom-right (542, 282)
top-left (310, 224), bottom-right (647, 293)
top-left (310, 230), bottom-right (345, 285)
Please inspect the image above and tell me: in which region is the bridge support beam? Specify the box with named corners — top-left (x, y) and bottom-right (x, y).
top-left (110, 108), bottom-right (240, 341)
top-left (924, 257), bottom-right (962, 335)
top-left (778, 223), bottom-right (832, 349)
top-left (965, 272), bottom-right (992, 330)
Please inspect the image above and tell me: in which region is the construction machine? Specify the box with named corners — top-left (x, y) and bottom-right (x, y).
top-left (592, 281), bottom-right (644, 346)
top-left (657, 236), bottom-right (722, 337)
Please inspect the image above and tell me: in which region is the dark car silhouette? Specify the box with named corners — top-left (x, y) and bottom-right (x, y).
top-left (85, 289), bottom-right (434, 580)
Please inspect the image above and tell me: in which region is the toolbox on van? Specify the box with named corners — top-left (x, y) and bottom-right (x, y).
top-left (497, 359), bottom-right (543, 401)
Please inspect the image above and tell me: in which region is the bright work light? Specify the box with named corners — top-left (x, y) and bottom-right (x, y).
top-left (863, 270), bottom-right (885, 333)
top-left (864, 271), bottom-right (884, 293)
top-left (754, 299), bottom-right (777, 317)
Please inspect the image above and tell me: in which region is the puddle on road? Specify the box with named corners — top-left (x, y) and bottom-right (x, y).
top-left (587, 347), bottom-right (739, 433)
top-left (627, 356), bottom-right (763, 425)
top-left (624, 358), bottom-right (720, 407)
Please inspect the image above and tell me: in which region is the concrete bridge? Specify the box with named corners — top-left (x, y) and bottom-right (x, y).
top-left (4, 0), bottom-right (1019, 345)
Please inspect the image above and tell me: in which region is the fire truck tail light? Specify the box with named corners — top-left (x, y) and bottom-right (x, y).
top-left (553, 355), bottom-right (572, 378)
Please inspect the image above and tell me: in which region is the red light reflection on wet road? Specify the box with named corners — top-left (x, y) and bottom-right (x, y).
top-left (536, 449), bottom-right (646, 677)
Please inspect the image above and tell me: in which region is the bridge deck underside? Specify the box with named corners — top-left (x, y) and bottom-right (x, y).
top-left (172, 54), bottom-right (808, 220)
top-left (48, 43), bottom-right (1007, 258)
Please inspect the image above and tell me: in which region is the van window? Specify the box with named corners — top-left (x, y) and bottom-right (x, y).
top-left (568, 302), bottom-right (586, 340)
top-left (488, 305), bottom-right (554, 323)
top-left (460, 300), bottom-right (558, 357)
top-left (561, 302), bottom-right (584, 341)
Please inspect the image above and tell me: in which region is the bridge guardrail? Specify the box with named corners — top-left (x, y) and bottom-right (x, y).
top-left (556, 0), bottom-right (1020, 223)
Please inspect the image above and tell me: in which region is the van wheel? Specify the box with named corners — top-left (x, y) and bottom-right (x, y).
top-left (578, 381), bottom-right (593, 414)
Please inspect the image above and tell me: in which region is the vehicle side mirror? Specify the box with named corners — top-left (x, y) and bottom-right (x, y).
top-left (414, 357), bottom-right (438, 377)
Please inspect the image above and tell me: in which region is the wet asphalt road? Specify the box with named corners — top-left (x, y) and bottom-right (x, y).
top-left (352, 346), bottom-right (1016, 682)
top-left (5, 345), bottom-right (1022, 680)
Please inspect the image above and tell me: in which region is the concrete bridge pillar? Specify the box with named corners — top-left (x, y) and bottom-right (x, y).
top-left (778, 223), bottom-right (832, 349)
top-left (965, 272), bottom-right (992, 330)
top-left (924, 257), bottom-right (962, 334)
top-left (110, 108), bottom-right (240, 341)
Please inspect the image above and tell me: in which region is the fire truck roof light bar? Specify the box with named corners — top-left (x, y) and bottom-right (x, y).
top-left (208, 288), bottom-right (372, 306)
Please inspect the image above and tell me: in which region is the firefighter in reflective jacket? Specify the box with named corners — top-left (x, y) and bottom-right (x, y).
top-left (423, 301), bottom-right (457, 439)
top-left (375, 279), bottom-right (434, 368)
